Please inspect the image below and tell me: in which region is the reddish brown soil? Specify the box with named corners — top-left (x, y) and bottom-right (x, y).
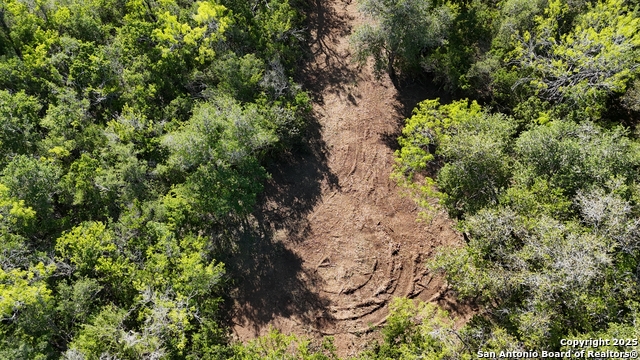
top-left (228, 0), bottom-right (471, 356)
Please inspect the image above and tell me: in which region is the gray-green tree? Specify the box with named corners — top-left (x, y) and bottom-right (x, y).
top-left (350, 0), bottom-right (455, 83)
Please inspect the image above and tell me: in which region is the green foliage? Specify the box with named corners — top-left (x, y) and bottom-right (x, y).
top-left (65, 305), bottom-right (134, 359)
top-left (427, 0), bottom-right (497, 92)
top-left (159, 95), bottom-right (291, 226)
top-left (0, 0), bottom-right (308, 357)
top-left (432, 208), bottom-right (617, 346)
top-left (55, 221), bottom-right (122, 277)
top-left (152, 0), bottom-right (233, 63)
top-left (251, 0), bottom-right (302, 62)
top-left (211, 53), bottom-right (265, 101)
top-left (394, 99), bottom-right (516, 218)
top-left (350, 0), bottom-right (456, 80)
top-left (0, 182), bottom-right (36, 232)
top-left (396, 96), bottom-right (640, 351)
top-left (511, 0), bottom-right (640, 116)
top-left (359, 298), bottom-right (464, 360)
top-left (231, 329), bottom-right (337, 360)
top-left (359, 0), bottom-right (640, 115)
top-left (54, 278), bottom-right (103, 342)
top-left (514, 120), bottom-right (639, 195)
top-left (562, 312), bottom-right (640, 354)
top-left (0, 90), bottom-right (41, 164)
top-left (622, 78), bottom-right (640, 111)
top-left (162, 96), bottom-right (281, 172)
top-left (0, 262), bottom-right (56, 359)
top-left (1, 155), bottom-right (61, 233)
top-left (40, 87), bottom-right (103, 156)
top-left (0, 262), bottom-right (54, 320)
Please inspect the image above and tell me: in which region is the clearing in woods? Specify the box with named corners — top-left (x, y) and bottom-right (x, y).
top-left (227, 0), bottom-right (471, 356)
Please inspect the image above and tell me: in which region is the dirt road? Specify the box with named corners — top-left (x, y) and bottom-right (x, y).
top-left (229, 0), bottom-right (466, 356)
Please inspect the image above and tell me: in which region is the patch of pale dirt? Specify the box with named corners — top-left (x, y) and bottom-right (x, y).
top-left (228, 0), bottom-right (474, 357)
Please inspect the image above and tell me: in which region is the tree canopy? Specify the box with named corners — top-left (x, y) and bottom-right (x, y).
top-left (0, 0), bottom-right (310, 358)
top-left (389, 0), bottom-right (640, 356)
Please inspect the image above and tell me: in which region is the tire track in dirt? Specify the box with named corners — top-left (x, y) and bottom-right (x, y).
top-left (230, 0), bottom-right (471, 356)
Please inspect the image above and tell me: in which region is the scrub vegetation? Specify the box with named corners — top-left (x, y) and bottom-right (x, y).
top-left (0, 0), bottom-right (309, 358)
top-left (380, 0), bottom-right (640, 357)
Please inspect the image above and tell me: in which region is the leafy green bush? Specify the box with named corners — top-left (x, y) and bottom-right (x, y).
top-left (350, 0), bottom-right (455, 81)
top-left (0, 0), bottom-right (309, 357)
top-left (396, 96), bottom-right (640, 351)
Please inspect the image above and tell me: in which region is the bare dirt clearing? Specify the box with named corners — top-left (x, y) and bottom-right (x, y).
top-left (228, 0), bottom-right (470, 356)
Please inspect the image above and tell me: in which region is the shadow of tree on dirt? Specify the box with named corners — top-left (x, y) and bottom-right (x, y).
top-left (223, 110), bottom-right (340, 333)
top-left (223, 216), bottom-right (333, 334)
top-left (224, 0), bottom-right (350, 330)
top-left (223, 117), bottom-right (339, 333)
top-left (379, 77), bottom-right (454, 152)
top-left (299, 0), bottom-right (357, 103)
top-left (261, 128), bottom-right (340, 242)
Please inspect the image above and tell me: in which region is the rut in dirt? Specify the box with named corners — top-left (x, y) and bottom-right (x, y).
top-left (226, 0), bottom-right (468, 356)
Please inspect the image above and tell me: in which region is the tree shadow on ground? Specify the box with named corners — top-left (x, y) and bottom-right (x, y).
top-left (298, 0), bottom-right (357, 104)
top-left (223, 104), bottom-right (342, 333)
top-left (223, 0), bottom-right (352, 334)
top-left (379, 76), bottom-right (455, 151)
top-left (223, 119), bottom-right (339, 334)
top-left (222, 215), bottom-right (333, 334)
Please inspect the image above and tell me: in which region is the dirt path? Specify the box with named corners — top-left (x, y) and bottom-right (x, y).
top-left (229, 0), bottom-right (468, 356)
